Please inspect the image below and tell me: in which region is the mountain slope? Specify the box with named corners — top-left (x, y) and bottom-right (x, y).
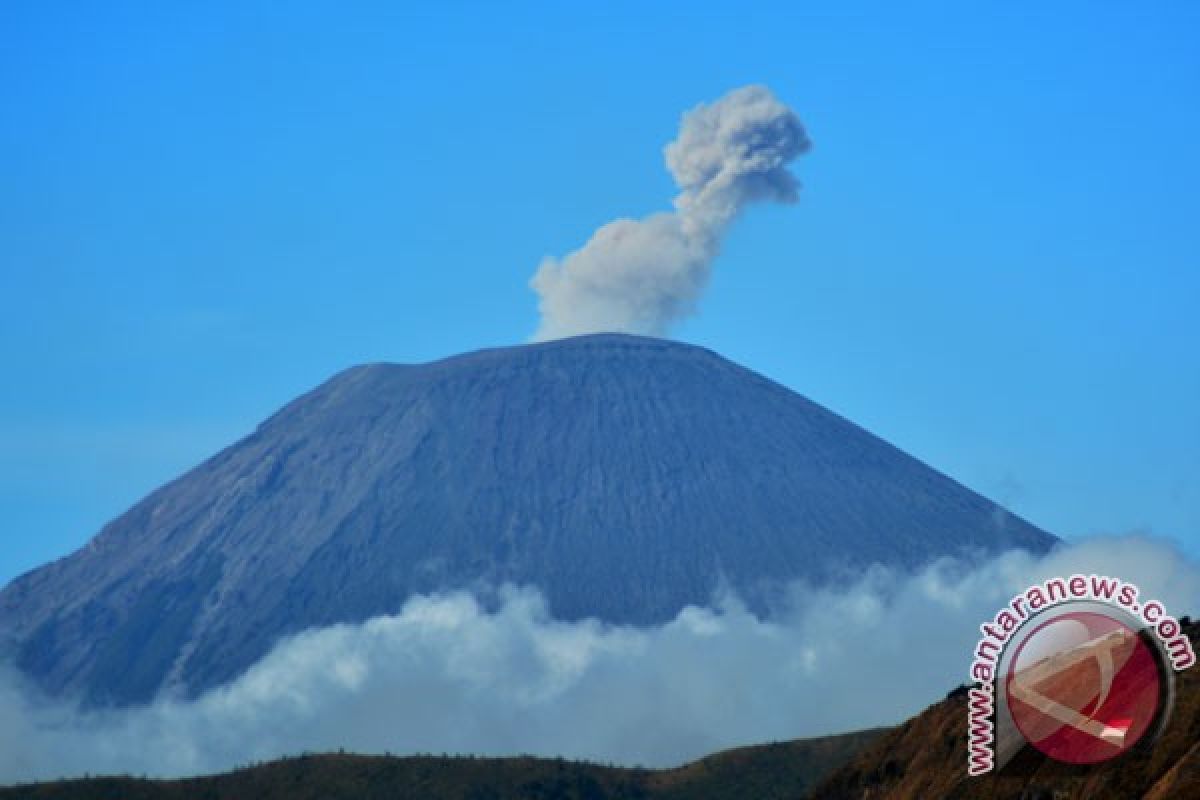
top-left (0, 729), bottom-right (885, 799)
top-left (0, 334), bottom-right (1055, 705)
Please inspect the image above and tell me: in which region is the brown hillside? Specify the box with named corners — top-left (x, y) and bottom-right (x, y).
top-left (811, 618), bottom-right (1200, 800)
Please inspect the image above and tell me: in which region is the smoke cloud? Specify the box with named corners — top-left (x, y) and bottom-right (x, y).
top-left (1, 536), bottom-right (1196, 785)
top-left (530, 85), bottom-right (810, 340)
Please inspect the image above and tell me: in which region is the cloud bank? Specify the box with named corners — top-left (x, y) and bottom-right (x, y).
top-left (1, 536), bottom-right (1197, 785)
top-left (530, 85), bottom-right (810, 341)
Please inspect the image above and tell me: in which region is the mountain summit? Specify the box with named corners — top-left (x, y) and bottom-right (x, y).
top-left (0, 334), bottom-right (1054, 705)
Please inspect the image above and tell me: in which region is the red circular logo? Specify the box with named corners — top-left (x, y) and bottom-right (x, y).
top-left (1005, 611), bottom-right (1163, 764)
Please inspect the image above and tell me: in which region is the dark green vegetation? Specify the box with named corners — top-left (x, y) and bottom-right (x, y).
top-left (0, 730), bottom-right (882, 800)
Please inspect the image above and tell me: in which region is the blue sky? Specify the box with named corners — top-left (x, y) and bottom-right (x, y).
top-left (2, 2), bottom-right (1198, 586)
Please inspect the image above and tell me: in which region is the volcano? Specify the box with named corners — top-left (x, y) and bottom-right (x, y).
top-left (0, 334), bottom-right (1054, 706)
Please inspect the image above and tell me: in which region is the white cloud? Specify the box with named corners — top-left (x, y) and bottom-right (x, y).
top-left (1, 535), bottom-right (1196, 785)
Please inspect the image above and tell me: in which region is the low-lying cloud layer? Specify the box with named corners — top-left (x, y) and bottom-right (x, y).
top-left (530, 85), bottom-right (810, 341)
top-left (2, 536), bottom-right (1197, 785)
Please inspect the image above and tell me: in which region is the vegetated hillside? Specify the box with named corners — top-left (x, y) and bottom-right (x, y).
top-left (0, 729), bottom-right (884, 800)
top-left (0, 334), bottom-right (1054, 706)
top-left (811, 617), bottom-right (1200, 799)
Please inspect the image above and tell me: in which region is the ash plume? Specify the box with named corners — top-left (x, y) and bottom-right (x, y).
top-left (530, 85), bottom-right (810, 341)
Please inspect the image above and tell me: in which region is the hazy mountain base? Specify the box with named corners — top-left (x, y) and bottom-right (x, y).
top-left (6, 538), bottom-right (1193, 785)
top-left (5, 621), bottom-right (1196, 799)
top-left (0, 730), bottom-right (884, 800)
